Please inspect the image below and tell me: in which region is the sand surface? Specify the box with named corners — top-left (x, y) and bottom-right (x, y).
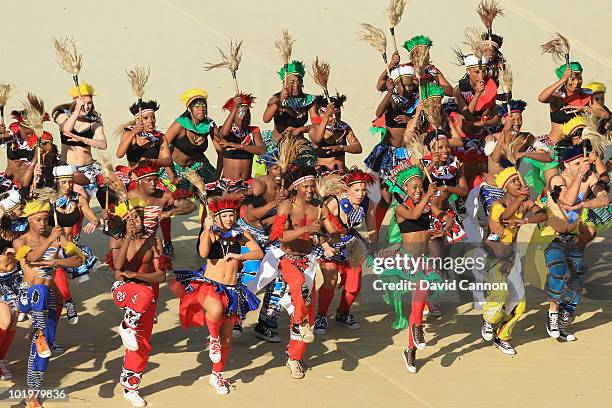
top-left (0, 1), bottom-right (611, 407)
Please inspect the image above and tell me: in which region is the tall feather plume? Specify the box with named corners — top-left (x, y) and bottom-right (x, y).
top-left (581, 127), bottom-right (609, 157)
top-left (182, 168), bottom-right (208, 198)
top-left (411, 45), bottom-right (430, 80)
top-left (99, 156), bottom-right (128, 203)
top-left (275, 29), bottom-right (295, 65)
top-left (278, 136), bottom-right (310, 173)
top-left (52, 36), bottom-right (83, 76)
top-left (126, 66), bottom-right (150, 100)
top-left (541, 33), bottom-right (571, 63)
top-left (423, 98), bottom-right (442, 129)
top-left (498, 63), bottom-right (513, 94)
top-left (311, 57), bottom-right (330, 96)
top-left (21, 94), bottom-right (46, 134)
top-left (113, 120), bottom-right (136, 138)
top-left (0, 84), bottom-right (15, 108)
top-left (451, 45), bottom-right (467, 65)
top-left (463, 27), bottom-right (485, 61)
top-left (505, 134), bottom-right (528, 165)
top-left (357, 23), bottom-right (388, 55)
top-left (32, 187), bottom-right (58, 205)
top-left (204, 40), bottom-right (243, 73)
top-left (346, 238), bottom-right (369, 267)
top-left (385, 0), bottom-right (407, 27)
top-left (477, 0), bottom-right (504, 31)
top-left (316, 172), bottom-right (347, 198)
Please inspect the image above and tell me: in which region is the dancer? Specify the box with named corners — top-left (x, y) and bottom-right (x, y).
top-left (262, 60), bottom-right (316, 145)
top-left (0, 189), bottom-right (23, 380)
top-left (109, 202), bottom-right (171, 407)
top-left (544, 144), bottom-right (609, 341)
top-left (537, 63), bottom-right (609, 146)
top-left (0, 109), bottom-right (48, 195)
top-left (220, 93), bottom-right (265, 181)
top-left (269, 165), bottom-right (338, 379)
top-left (240, 150), bottom-right (287, 341)
top-left (13, 199), bottom-right (83, 408)
top-left (310, 94), bottom-right (362, 172)
top-left (392, 166), bottom-right (444, 373)
top-left (116, 100), bottom-right (172, 167)
top-left (175, 195), bottom-right (262, 394)
top-left (50, 164), bottom-right (100, 329)
top-left (453, 54), bottom-right (500, 185)
top-left (481, 167), bottom-right (547, 355)
top-left (53, 83), bottom-right (108, 205)
top-left (583, 82), bottom-right (611, 134)
top-left (160, 89), bottom-right (221, 255)
top-left (366, 65), bottom-right (417, 231)
top-left (314, 169), bottom-right (376, 334)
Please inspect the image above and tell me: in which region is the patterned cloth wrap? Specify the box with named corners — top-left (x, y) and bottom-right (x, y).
top-left (206, 178), bottom-right (251, 197)
top-left (0, 268), bottom-right (23, 310)
top-left (430, 210), bottom-right (466, 243)
top-left (174, 266), bottom-right (260, 322)
top-left (364, 143), bottom-right (411, 178)
top-left (158, 158), bottom-right (217, 192)
top-left (62, 244), bottom-right (98, 280)
top-left (75, 160), bottom-right (104, 195)
top-left (236, 218), bottom-right (269, 249)
top-left (479, 182), bottom-right (505, 216)
top-left (315, 196), bottom-right (370, 264)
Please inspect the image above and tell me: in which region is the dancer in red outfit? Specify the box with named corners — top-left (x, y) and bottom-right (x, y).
top-left (269, 165), bottom-right (338, 379)
top-left (108, 203), bottom-right (171, 408)
top-left (175, 194), bottom-right (263, 395)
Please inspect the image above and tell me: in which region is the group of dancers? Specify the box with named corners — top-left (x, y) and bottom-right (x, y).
top-left (0, 1), bottom-right (611, 406)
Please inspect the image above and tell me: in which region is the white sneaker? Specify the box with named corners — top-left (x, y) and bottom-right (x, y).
top-left (65, 299), bottom-right (79, 325)
top-left (123, 389), bottom-right (147, 407)
top-left (119, 322), bottom-right (139, 352)
top-left (0, 359), bottom-right (13, 380)
top-left (209, 337), bottom-right (222, 363)
top-left (481, 320), bottom-right (495, 342)
top-left (209, 371), bottom-right (229, 395)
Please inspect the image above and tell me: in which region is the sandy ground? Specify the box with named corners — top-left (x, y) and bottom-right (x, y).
top-left (1, 1), bottom-right (611, 407)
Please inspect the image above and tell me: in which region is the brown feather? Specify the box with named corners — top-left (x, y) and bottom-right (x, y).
top-left (52, 36), bottom-right (83, 76)
top-left (385, 0), bottom-right (407, 27)
top-left (357, 23), bottom-right (387, 55)
top-left (126, 66), bottom-right (150, 99)
top-left (316, 172), bottom-right (347, 198)
top-left (204, 40), bottom-right (243, 73)
top-left (423, 98), bottom-right (442, 129)
top-left (581, 127), bottom-right (608, 157)
top-left (498, 63), bottom-right (513, 94)
top-left (275, 29), bottom-right (295, 64)
top-left (99, 156), bottom-right (128, 203)
top-left (541, 33), bottom-right (571, 62)
top-left (278, 136), bottom-right (310, 173)
top-left (32, 187), bottom-right (58, 205)
top-left (410, 44), bottom-right (430, 78)
top-left (182, 168), bottom-right (208, 199)
top-left (464, 27), bottom-right (485, 61)
top-left (311, 57), bottom-right (330, 92)
top-left (477, 0), bottom-right (504, 30)
top-left (21, 94), bottom-right (46, 134)
top-left (0, 84), bottom-right (15, 107)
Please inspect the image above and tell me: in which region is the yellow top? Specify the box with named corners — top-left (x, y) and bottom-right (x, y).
top-left (490, 201), bottom-right (523, 244)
